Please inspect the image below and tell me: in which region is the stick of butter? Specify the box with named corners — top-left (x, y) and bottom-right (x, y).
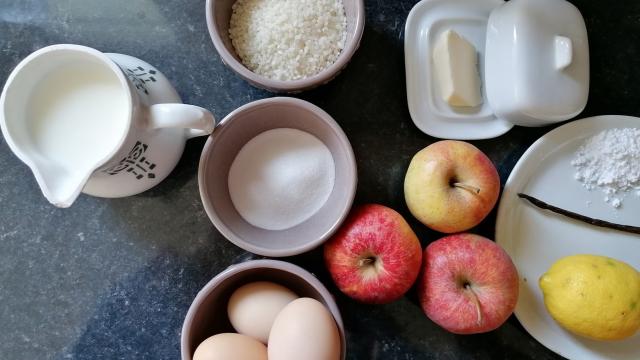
top-left (433, 30), bottom-right (482, 107)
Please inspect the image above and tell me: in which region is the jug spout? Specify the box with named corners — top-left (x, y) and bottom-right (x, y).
top-left (31, 162), bottom-right (91, 208)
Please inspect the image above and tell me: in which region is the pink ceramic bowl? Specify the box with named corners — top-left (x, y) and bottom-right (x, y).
top-left (181, 259), bottom-right (346, 360)
top-left (206, 0), bottom-right (365, 93)
top-left (198, 97), bottom-right (357, 257)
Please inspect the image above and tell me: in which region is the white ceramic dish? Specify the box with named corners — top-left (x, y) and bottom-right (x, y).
top-left (495, 115), bottom-right (640, 360)
top-left (404, 0), bottom-right (512, 140)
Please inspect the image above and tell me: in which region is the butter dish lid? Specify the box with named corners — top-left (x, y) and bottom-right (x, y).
top-left (485, 0), bottom-right (589, 126)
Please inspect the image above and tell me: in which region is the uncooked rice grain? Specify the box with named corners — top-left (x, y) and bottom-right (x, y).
top-left (229, 0), bottom-right (347, 81)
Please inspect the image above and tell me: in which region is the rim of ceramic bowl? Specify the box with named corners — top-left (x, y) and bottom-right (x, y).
top-left (205, 0), bottom-right (365, 93)
top-left (180, 259), bottom-right (346, 360)
top-left (198, 97), bottom-right (357, 257)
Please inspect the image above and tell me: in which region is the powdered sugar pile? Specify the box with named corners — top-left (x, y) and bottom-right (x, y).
top-left (571, 128), bottom-right (640, 208)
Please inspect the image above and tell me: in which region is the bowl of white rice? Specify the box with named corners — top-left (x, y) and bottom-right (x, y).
top-left (206, 0), bottom-right (365, 92)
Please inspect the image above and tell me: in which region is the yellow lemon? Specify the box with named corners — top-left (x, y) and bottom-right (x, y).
top-left (539, 254), bottom-right (640, 341)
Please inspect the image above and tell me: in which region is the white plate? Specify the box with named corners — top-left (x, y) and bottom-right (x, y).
top-left (496, 115), bottom-right (640, 360)
top-left (404, 0), bottom-right (513, 140)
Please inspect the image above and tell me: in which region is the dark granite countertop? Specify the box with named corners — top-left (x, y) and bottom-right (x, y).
top-left (1, 0), bottom-right (639, 359)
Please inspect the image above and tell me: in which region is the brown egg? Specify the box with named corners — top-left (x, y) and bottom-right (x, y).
top-left (227, 281), bottom-right (298, 343)
top-left (268, 298), bottom-right (341, 360)
top-left (193, 333), bottom-right (267, 360)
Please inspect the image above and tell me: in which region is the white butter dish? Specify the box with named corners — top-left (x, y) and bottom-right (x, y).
top-left (405, 0), bottom-right (589, 139)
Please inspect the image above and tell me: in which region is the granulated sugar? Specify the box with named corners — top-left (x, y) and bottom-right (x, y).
top-left (571, 128), bottom-right (640, 208)
top-left (228, 128), bottom-right (335, 230)
top-left (229, 0), bottom-right (346, 81)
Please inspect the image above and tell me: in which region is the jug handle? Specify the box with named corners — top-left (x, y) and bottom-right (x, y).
top-left (147, 104), bottom-right (216, 139)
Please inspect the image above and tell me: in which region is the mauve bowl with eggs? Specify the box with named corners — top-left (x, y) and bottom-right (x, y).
top-left (198, 97), bottom-right (357, 257)
top-left (205, 0), bottom-right (365, 93)
top-left (181, 259), bottom-right (346, 360)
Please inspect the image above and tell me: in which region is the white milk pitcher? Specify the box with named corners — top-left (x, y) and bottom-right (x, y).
top-left (0, 44), bottom-right (215, 207)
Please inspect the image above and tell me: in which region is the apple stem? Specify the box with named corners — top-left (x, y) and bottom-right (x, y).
top-left (465, 284), bottom-right (483, 327)
top-left (453, 183), bottom-right (481, 194)
top-left (358, 257), bottom-right (376, 267)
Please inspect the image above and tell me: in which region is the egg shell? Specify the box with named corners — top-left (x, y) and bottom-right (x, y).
top-left (227, 281), bottom-right (298, 343)
top-left (268, 297), bottom-right (341, 360)
top-left (192, 333), bottom-right (267, 360)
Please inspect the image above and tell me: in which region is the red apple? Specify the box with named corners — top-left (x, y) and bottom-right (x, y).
top-left (419, 233), bottom-right (519, 334)
top-left (404, 140), bottom-right (500, 233)
top-left (324, 204), bottom-right (423, 304)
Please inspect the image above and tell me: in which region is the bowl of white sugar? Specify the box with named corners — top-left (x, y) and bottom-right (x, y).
top-left (198, 97), bottom-right (357, 256)
top-left (205, 0), bottom-right (365, 92)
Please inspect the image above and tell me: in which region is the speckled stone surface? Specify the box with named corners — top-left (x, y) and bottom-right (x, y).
top-left (1, 0), bottom-right (639, 359)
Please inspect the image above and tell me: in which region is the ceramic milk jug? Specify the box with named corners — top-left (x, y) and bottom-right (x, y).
top-left (0, 44), bottom-right (216, 207)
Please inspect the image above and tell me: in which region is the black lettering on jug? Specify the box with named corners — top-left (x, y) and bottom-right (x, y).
top-left (103, 141), bottom-right (156, 180)
top-left (123, 66), bottom-right (157, 95)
